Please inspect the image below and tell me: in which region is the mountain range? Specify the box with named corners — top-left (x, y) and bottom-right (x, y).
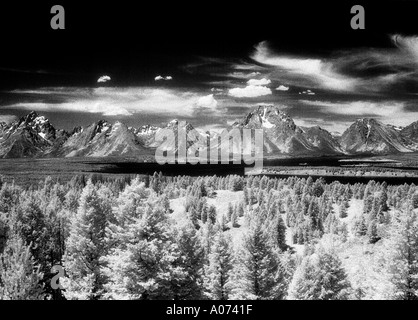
top-left (1, 105), bottom-right (418, 159)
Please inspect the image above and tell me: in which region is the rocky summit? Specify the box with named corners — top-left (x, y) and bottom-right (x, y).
top-left (1, 106), bottom-right (418, 159)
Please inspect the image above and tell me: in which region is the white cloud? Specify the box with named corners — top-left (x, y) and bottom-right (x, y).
top-left (252, 41), bottom-right (358, 92)
top-left (247, 78), bottom-right (271, 86)
top-left (276, 85), bottom-right (289, 91)
top-left (228, 85), bottom-right (272, 98)
top-left (391, 34), bottom-right (418, 64)
top-left (0, 114), bottom-right (18, 124)
top-left (299, 89), bottom-right (315, 95)
top-left (251, 38), bottom-right (418, 94)
top-left (97, 75), bottom-right (111, 83)
top-left (6, 87), bottom-right (217, 117)
top-left (300, 100), bottom-right (418, 127)
top-left (155, 75), bottom-right (173, 81)
top-left (228, 71), bottom-right (264, 79)
top-left (196, 94), bottom-right (218, 110)
top-left (293, 117), bottom-right (351, 134)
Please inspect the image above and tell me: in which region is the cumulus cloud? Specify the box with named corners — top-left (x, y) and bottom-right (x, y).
top-left (276, 85), bottom-right (289, 91)
top-left (0, 114), bottom-right (18, 124)
top-left (247, 78), bottom-right (271, 86)
top-left (97, 75), bottom-right (111, 83)
top-left (155, 75), bottom-right (173, 81)
top-left (196, 94), bottom-right (218, 110)
top-left (5, 87), bottom-right (218, 117)
top-left (228, 85), bottom-right (272, 98)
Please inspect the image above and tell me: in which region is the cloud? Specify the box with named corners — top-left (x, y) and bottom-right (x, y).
top-left (293, 117), bottom-right (351, 134)
top-left (300, 99), bottom-right (418, 127)
top-left (276, 85), bottom-right (289, 91)
top-left (252, 41), bottom-right (357, 92)
top-left (247, 78), bottom-right (271, 86)
top-left (97, 75), bottom-right (111, 83)
top-left (299, 89), bottom-right (315, 95)
top-left (211, 87), bottom-right (223, 92)
top-left (391, 34), bottom-right (418, 64)
top-left (0, 114), bottom-right (18, 124)
top-left (155, 75), bottom-right (173, 81)
top-left (250, 38), bottom-right (418, 95)
top-left (228, 85), bottom-right (272, 98)
top-left (5, 87), bottom-right (218, 117)
top-left (196, 94), bottom-right (218, 110)
top-left (227, 71), bottom-right (264, 79)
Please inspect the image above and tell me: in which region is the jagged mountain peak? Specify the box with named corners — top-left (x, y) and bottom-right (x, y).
top-left (341, 117), bottom-right (410, 154)
top-left (165, 119), bottom-right (195, 132)
top-left (22, 110), bottom-right (39, 122)
top-left (1, 110), bottom-right (418, 158)
top-left (240, 105), bottom-right (295, 130)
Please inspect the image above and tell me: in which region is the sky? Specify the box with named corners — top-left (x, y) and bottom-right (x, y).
top-left (0, 1), bottom-right (417, 134)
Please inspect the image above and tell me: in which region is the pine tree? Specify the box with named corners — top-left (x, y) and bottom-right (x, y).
top-left (339, 203), bottom-right (348, 219)
top-left (219, 214), bottom-right (228, 231)
top-left (0, 234), bottom-right (44, 300)
top-left (367, 219), bottom-right (380, 244)
top-left (201, 204), bottom-right (208, 224)
top-left (243, 187), bottom-right (249, 205)
top-left (271, 215), bottom-right (288, 252)
top-left (230, 218), bottom-right (285, 299)
top-left (204, 232), bottom-right (233, 300)
top-left (227, 203), bottom-right (233, 222)
top-left (289, 249), bottom-right (351, 300)
top-left (238, 202), bottom-right (245, 217)
top-left (231, 210), bottom-right (239, 228)
top-left (104, 198), bottom-right (184, 300)
top-left (208, 205), bottom-right (217, 224)
top-left (62, 181), bottom-right (113, 300)
top-left (387, 208), bottom-right (418, 300)
top-left (175, 223), bottom-right (205, 299)
top-left (353, 215), bottom-right (368, 237)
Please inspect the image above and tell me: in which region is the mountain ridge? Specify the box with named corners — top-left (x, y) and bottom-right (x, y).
top-left (1, 107), bottom-right (418, 159)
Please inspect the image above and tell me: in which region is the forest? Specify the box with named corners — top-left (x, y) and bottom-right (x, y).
top-left (0, 172), bottom-right (417, 300)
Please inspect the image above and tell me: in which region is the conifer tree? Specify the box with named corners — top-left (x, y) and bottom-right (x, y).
top-left (289, 249), bottom-right (351, 300)
top-left (62, 181), bottom-right (113, 300)
top-left (367, 219), bottom-right (380, 244)
top-left (238, 202), bottom-right (245, 217)
top-left (271, 215), bottom-right (288, 252)
top-left (208, 205), bottom-right (217, 224)
top-left (227, 202), bottom-right (233, 221)
top-left (387, 208), bottom-right (418, 300)
top-left (204, 232), bottom-right (233, 300)
top-left (230, 218), bottom-right (285, 299)
top-left (0, 234), bottom-right (44, 300)
top-left (339, 203), bottom-right (348, 219)
top-left (231, 210), bottom-right (239, 228)
top-left (175, 223), bottom-right (205, 299)
top-left (105, 198), bottom-right (184, 300)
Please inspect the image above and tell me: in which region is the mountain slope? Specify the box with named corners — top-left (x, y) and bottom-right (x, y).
top-left (2, 110), bottom-right (418, 158)
top-left (400, 121), bottom-right (418, 151)
top-left (0, 111), bottom-right (64, 158)
top-left (57, 120), bottom-right (150, 157)
top-left (340, 118), bottom-right (411, 154)
top-left (234, 105), bottom-right (343, 155)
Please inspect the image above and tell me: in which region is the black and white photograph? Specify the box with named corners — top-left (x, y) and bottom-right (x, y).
top-left (1, 1), bottom-right (418, 307)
